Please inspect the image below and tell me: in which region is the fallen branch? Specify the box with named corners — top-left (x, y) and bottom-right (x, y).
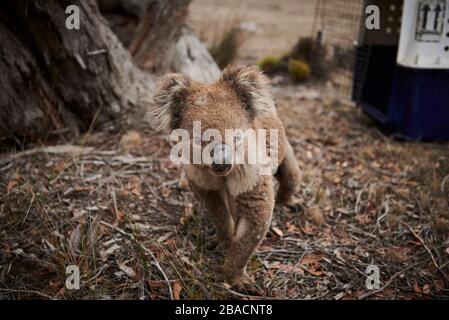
top-left (0, 145), bottom-right (94, 163)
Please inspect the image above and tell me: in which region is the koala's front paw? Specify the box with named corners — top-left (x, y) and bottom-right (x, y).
top-left (212, 265), bottom-right (262, 294)
top-left (211, 265), bottom-right (255, 288)
top-left (276, 190), bottom-right (300, 207)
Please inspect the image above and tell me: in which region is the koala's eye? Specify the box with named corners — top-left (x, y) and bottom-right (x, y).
top-left (235, 132), bottom-right (243, 145)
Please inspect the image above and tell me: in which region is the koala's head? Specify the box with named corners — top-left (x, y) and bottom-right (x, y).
top-left (151, 65), bottom-right (275, 176)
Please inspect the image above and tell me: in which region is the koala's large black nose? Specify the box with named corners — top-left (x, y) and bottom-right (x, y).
top-left (210, 143), bottom-right (232, 174)
top-left (211, 162), bottom-right (232, 174)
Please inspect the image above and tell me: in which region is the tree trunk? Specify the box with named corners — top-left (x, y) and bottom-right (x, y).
top-left (0, 0), bottom-right (156, 143)
top-left (0, 0), bottom-right (220, 144)
top-left (128, 0), bottom-right (192, 73)
top-left (99, 0), bottom-right (221, 82)
top-left (170, 28), bottom-right (221, 84)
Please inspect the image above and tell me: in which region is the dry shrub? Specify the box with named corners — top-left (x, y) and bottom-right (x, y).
top-left (208, 26), bottom-right (243, 69)
top-left (288, 59), bottom-right (311, 82)
top-left (257, 55), bottom-right (284, 73)
top-left (289, 37), bottom-right (314, 63)
top-left (192, 4), bottom-right (245, 70)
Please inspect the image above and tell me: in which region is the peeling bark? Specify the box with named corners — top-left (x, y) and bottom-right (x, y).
top-left (0, 0), bottom-right (155, 142)
top-left (0, 0), bottom-right (218, 144)
top-left (170, 28), bottom-right (221, 84)
top-left (128, 0), bottom-right (192, 73)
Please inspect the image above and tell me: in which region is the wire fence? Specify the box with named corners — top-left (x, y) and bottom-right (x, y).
top-left (311, 0), bottom-right (364, 98)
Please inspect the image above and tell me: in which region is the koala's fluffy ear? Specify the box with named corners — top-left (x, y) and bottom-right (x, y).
top-left (150, 73), bottom-right (193, 131)
top-left (220, 65), bottom-right (275, 117)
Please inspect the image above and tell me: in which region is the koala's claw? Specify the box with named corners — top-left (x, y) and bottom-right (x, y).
top-left (211, 265), bottom-right (258, 292)
top-left (233, 277), bottom-right (262, 294)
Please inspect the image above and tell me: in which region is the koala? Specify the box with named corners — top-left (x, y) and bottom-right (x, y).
top-left (151, 65), bottom-right (301, 285)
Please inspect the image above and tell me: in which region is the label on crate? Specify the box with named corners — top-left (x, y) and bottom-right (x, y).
top-left (397, 0), bottom-right (449, 69)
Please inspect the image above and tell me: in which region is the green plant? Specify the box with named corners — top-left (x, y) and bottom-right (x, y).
top-left (288, 59), bottom-right (311, 82)
top-left (257, 55), bottom-right (284, 73)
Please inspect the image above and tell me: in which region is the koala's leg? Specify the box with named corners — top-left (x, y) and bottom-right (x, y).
top-left (188, 181), bottom-right (234, 250)
top-left (275, 142), bottom-right (301, 205)
top-left (220, 176), bottom-right (274, 284)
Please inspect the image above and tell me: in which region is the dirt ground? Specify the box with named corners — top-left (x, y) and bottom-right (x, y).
top-left (1, 0), bottom-right (449, 300)
top-left (1, 82), bottom-right (449, 299)
top-left (189, 0), bottom-right (318, 64)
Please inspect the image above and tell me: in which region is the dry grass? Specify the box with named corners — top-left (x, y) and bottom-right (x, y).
top-left (208, 26), bottom-right (244, 69)
top-left (192, 3), bottom-right (245, 69)
top-left (189, 0), bottom-right (317, 64)
top-left (1, 83), bottom-right (449, 300)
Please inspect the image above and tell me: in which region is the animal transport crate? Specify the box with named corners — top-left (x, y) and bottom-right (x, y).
top-left (354, 0), bottom-right (449, 140)
top-left (314, 0), bottom-right (449, 141)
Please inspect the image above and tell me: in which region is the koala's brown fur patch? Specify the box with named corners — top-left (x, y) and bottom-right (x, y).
top-left (152, 65), bottom-right (301, 285)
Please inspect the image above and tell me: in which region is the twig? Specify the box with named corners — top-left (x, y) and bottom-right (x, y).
top-left (100, 221), bottom-right (174, 300)
top-left (0, 145), bottom-right (94, 162)
top-left (441, 175), bottom-right (449, 194)
top-left (0, 288), bottom-right (55, 300)
top-left (212, 283), bottom-right (280, 300)
top-left (401, 222), bottom-right (449, 283)
top-left (358, 264), bottom-right (415, 300)
top-left (21, 192), bottom-right (35, 224)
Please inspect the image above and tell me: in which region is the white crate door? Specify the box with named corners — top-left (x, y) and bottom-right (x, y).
top-left (398, 0), bottom-right (449, 69)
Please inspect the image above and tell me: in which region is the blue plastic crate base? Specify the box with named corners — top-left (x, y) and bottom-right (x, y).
top-left (353, 46), bottom-right (449, 142)
top-left (361, 68), bottom-right (449, 141)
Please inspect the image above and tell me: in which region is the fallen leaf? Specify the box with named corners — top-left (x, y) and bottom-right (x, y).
top-left (286, 222), bottom-right (297, 233)
top-left (126, 176), bottom-right (141, 196)
top-left (433, 279), bottom-right (445, 292)
top-left (117, 261), bottom-right (137, 279)
top-left (116, 210), bottom-right (126, 223)
top-left (413, 281), bottom-right (421, 293)
top-left (6, 180), bottom-right (18, 194)
top-left (301, 254), bottom-right (322, 266)
top-left (161, 187), bottom-right (171, 198)
top-left (48, 280), bottom-right (63, 293)
top-left (355, 214), bottom-right (373, 225)
top-left (271, 227), bottom-right (284, 238)
top-left (304, 269), bottom-right (324, 276)
top-left (173, 282), bottom-right (183, 300)
top-left (301, 221), bottom-right (315, 235)
top-left (74, 185), bottom-right (95, 192)
top-left (148, 280), bottom-right (165, 290)
top-left (54, 161), bottom-right (66, 173)
top-left (300, 254), bottom-right (324, 276)
top-left (258, 245), bottom-right (273, 251)
top-left (157, 231), bottom-right (174, 243)
top-left (100, 244), bottom-right (121, 260)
